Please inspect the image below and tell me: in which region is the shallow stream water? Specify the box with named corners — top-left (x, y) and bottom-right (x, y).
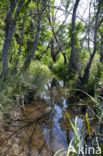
top-left (0, 80), bottom-right (103, 156)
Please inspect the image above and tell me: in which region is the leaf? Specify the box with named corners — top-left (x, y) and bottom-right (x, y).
top-left (66, 0), bottom-right (70, 10)
top-left (54, 148), bottom-right (64, 156)
top-left (86, 113), bottom-right (91, 137)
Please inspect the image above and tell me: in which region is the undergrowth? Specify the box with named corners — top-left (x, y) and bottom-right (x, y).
top-left (0, 61), bottom-right (51, 109)
top-left (54, 90), bottom-right (103, 156)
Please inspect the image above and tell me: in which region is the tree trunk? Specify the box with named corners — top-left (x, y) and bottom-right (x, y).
top-left (51, 39), bottom-right (57, 62)
top-left (62, 53), bottom-right (67, 65)
top-left (14, 20), bottom-right (26, 73)
top-left (23, 24), bottom-right (41, 69)
top-left (1, 0), bottom-right (25, 77)
top-left (23, 0), bottom-right (47, 69)
top-left (2, 27), bottom-right (16, 77)
top-left (1, 0), bottom-right (17, 76)
top-left (79, 51), bottom-right (96, 86)
top-left (79, 0), bottom-right (102, 87)
top-left (100, 32), bottom-right (103, 63)
top-left (69, 0), bottom-right (80, 70)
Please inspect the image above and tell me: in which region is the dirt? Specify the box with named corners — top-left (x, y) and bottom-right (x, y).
top-left (0, 101), bottom-right (52, 156)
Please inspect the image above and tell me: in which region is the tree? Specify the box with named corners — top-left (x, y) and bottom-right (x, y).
top-left (69, 0), bottom-right (80, 71)
top-left (1, 0), bottom-right (25, 77)
top-left (79, 0), bottom-right (103, 87)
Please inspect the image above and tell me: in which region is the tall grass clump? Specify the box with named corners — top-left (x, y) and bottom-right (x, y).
top-left (0, 61), bottom-right (51, 108)
top-left (55, 89), bottom-right (103, 156)
top-left (52, 54), bottom-right (68, 80)
top-left (54, 115), bottom-right (85, 156)
top-left (23, 61), bottom-right (51, 92)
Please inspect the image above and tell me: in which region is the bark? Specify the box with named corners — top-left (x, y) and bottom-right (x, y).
top-left (62, 53), bottom-right (67, 65)
top-left (1, 0), bottom-right (25, 77)
top-left (14, 21), bottom-right (25, 73)
top-left (100, 32), bottom-right (103, 63)
top-left (79, 0), bottom-right (102, 87)
top-left (48, 13), bottom-right (67, 64)
top-left (87, 1), bottom-right (92, 56)
top-left (1, 0), bottom-right (18, 77)
top-left (69, 0), bottom-right (80, 70)
top-left (51, 39), bottom-right (57, 62)
top-left (48, 15), bottom-right (63, 53)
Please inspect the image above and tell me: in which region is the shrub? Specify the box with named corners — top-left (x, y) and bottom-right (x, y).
top-left (52, 54), bottom-right (69, 81)
top-left (23, 61), bottom-right (51, 91)
top-left (0, 61), bottom-right (51, 107)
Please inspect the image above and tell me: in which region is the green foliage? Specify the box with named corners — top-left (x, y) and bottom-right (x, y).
top-left (51, 53), bottom-right (79, 87)
top-left (23, 61), bottom-right (52, 91)
top-left (0, 75), bottom-right (22, 107)
top-left (0, 0), bottom-right (103, 102)
top-left (83, 54), bottom-right (100, 91)
top-left (68, 22), bottom-right (84, 44)
top-left (0, 61), bottom-right (51, 107)
top-left (52, 54), bottom-right (68, 80)
top-left (61, 0), bottom-right (71, 11)
top-left (55, 90), bottom-right (103, 156)
top-left (41, 52), bottom-right (53, 67)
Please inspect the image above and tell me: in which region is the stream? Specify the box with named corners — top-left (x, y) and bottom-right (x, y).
top-left (0, 80), bottom-right (103, 156)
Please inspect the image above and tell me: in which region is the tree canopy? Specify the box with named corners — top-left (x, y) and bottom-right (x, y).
top-left (0, 0), bottom-right (103, 89)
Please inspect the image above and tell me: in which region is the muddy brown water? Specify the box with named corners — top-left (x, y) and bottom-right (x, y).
top-left (0, 81), bottom-right (103, 156)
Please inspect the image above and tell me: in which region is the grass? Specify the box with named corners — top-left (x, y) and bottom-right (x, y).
top-left (0, 61), bottom-right (52, 109)
top-left (86, 113), bottom-right (91, 137)
top-left (54, 89), bottom-right (103, 156)
top-left (0, 62), bottom-right (103, 155)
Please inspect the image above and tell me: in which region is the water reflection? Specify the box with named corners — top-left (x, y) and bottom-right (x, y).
top-left (41, 79), bottom-right (102, 155)
top-left (1, 79), bottom-right (103, 156)
top-left (41, 79), bottom-right (86, 154)
top-left (43, 103), bottom-right (68, 154)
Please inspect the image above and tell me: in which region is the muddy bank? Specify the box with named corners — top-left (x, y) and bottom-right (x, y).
top-left (0, 100), bottom-right (52, 156)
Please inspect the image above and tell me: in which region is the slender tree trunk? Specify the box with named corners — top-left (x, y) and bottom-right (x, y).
top-left (23, 23), bottom-right (41, 69)
top-left (23, 0), bottom-right (47, 69)
top-left (62, 53), bottom-right (67, 65)
top-left (14, 20), bottom-right (26, 73)
top-left (100, 32), bottom-right (103, 63)
top-left (69, 0), bottom-right (80, 70)
top-left (79, 0), bottom-right (102, 87)
top-left (51, 39), bottom-right (57, 62)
